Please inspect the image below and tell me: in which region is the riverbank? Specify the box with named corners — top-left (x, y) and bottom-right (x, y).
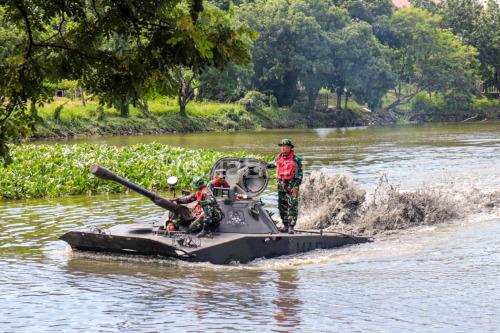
top-left (33, 96), bottom-right (500, 140)
top-left (32, 97), bottom-right (381, 139)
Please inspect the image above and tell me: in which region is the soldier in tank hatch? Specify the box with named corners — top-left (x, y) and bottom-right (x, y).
top-left (208, 169), bottom-right (248, 200)
top-left (175, 176), bottom-right (225, 238)
top-left (267, 139), bottom-right (303, 234)
top-left (208, 169), bottom-right (230, 195)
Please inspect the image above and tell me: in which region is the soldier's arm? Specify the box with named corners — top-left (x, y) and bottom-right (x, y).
top-left (291, 155), bottom-right (303, 190)
top-left (267, 163), bottom-right (276, 169)
top-left (176, 194), bottom-right (195, 204)
top-left (200, 193), bottom-right (213, 216)
top-left (266, 155), bottom-right (277, 169)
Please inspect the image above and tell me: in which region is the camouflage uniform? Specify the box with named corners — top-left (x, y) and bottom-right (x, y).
top-left (177, 186), bottom-right (224, 233)
top-left (268, 140), bottom-right (303, 228)
top-left (276, 154), bottom-right (303, 227)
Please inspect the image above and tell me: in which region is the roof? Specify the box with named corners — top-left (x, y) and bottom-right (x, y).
top-left (392, 0), bottom-right (445, 8)
top-left (393, 0), bottom-right (410, 8)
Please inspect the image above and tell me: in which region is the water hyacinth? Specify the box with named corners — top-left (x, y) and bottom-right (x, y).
top-left (0, 143), bottom-right (264, 200)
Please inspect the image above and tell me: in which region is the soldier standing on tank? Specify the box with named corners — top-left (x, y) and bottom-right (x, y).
top-left (175, 177), bottom-right (224, 238)
top-left (267, 139), bottom-right (303, 234)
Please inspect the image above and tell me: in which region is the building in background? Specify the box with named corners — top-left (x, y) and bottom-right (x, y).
top-left (392, 0), bottom-right (491, 9)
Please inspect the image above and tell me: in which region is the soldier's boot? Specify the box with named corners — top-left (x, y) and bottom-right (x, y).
top-left (279, 224), bottom-right (288, 233)
top-left (197, 224), bottom-right (212, 238)
top-left (288, 225), bottom-right (295, 234)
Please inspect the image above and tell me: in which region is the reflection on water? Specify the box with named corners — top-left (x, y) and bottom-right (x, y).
top-left (273, 270), bottom-right (301, 330)
top-left (2, 122), bottom-right (500, 331)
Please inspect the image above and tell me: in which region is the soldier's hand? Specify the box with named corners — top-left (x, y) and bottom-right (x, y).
top-left (291, 189), bottom-right (299, 197)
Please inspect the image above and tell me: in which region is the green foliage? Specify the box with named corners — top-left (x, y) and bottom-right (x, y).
top-left (238, 91), bottom-right (268, 113)
top-left (52, 105), bottom-right (64, 122)
top-left (439, 0), bottom-right (500, 91)
top-left (387, 7), bottom-right (479, 111)
top-left (410, 0), bottom-right (439, 13)
top-left (335, 21), bottom-right (395, 110)
top-left (409, 92), bottom-right (500, 121)
top-left (410, 92), bottom-right (443, 116)
top-left (0, 143), bottom-right (269, 200)
top-left (237, 0), bottom-right (350, 107)
top-left (470, 97), bottom-right (500, 118)
top-left (339, 0), bottom-right (394, 23)
top-left (198, 63), bottom-right (254, 102)
top-left (0, 0), bottom-right (255, 165)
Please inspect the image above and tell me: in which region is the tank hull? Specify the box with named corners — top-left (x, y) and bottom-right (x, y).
top-left (60, 224), bottom-right (370, 265)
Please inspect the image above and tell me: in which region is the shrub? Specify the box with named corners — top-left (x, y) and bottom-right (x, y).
top-left (471, 97), bottom-right (500, 118)
top-left (53, 105), bottom-right (64, 122)
top-left (238, 91), bottom-right (268, 113)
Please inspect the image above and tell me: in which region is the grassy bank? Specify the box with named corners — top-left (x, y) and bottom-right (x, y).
top-left (0, 143), bottom-right (268, 200)
top-left (32, 94), bottom-right (499, 140)
top-left (33, 97), bottom-right (368, 139)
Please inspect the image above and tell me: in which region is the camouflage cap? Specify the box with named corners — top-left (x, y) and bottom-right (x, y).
top-left (278, 138), bottom-right (294, 148)
top-left (190, 176), bottom-right (206, 189)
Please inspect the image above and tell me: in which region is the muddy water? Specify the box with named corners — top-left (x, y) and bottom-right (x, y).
top-left (2, 122), bottom-right (500, 332)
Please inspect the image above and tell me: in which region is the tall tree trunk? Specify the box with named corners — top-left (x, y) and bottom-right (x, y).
top-left (0, 137), bottom-right (12, 166)
top-left (178, 93), bottom-right (187, 117)
top-left (119, 97), bottom-right (129, 117)
top-left (496, 69), bottom-right (500, 100)
top-left (336, 88), bottom-right (342, 111)
top-left (79, 87), bottom-right (86, 107)
top-left (307, 89), bottom-right (318, 111)
top-left (136, 96), bottom-right (149, 117)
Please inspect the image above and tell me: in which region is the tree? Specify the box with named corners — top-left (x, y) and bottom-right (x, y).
top-left (439, 0), bottom-right (482, 43)
top-left (0, 0), bottom-right (254, 165)
top-left (410, 0), bottom-right (439, 13)
top-left (173, 67), bottom-right (198, 117)
top-left (332, 21), bottom-right (395, 111)
top-left (337, 0), bottom-right (394, 23)
top-left (198, 63), bottom-right (254, 102)
top-left (385, 8), bottom-right (479, 111)
top-left (439, 0), bottom-right (500, 94)
top-left (472, 1), bottom-right (500, 94)
top-left (237, 0), bottom-right (349, 107)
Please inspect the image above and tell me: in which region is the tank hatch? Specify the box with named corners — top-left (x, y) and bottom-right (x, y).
top-left (210, 158), bottom-right (269, 198)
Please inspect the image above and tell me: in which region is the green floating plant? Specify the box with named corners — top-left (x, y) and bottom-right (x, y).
top-left (0, 143), bottom-right (271, 200)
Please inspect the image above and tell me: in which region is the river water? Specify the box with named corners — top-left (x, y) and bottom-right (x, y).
top-left (2, 122), bottom-right (500, 332)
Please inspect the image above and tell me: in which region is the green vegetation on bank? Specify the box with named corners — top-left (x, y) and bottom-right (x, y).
top-left (0, 143), bottom-right (270, 200)
top-left (33, 94), bottom-right (499, 139)
top-left (33, 96), bottom-right (371, 139)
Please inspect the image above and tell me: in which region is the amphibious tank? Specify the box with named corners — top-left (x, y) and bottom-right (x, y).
top-left (60, 158), bottom-right (370, 264)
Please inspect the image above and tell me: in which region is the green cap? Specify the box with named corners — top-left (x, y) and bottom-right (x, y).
top-left (190, 176), bottom-right (206, 189)
top-left (278, 138), bottom-right (294, 148)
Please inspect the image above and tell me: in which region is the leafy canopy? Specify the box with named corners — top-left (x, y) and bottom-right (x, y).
top-left (0, 0), bottom-right (254, 164)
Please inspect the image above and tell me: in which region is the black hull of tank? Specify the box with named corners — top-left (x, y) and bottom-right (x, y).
top-left (60, 231), bottom-right (370, 265)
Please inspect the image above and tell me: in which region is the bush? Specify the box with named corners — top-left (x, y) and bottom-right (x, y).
top-left (53, 105), bottom-right (64, 122)
top-left (238, 91), bottom-right (268, 113)
top-left (96, 106), bottom-right (105, 121)
top-left (410, 93), bottom-right (441, 115)
top-left (290, 100), bottom-right (311, 114)
top-left (471, 97), bottom-right (500, 118)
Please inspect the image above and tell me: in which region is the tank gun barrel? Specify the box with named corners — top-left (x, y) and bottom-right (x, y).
top-left (90, 164), bottom-right (192, 221)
